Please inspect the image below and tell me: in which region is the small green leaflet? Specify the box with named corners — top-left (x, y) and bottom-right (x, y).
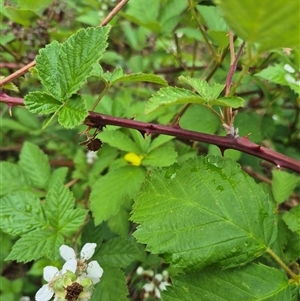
top-left (145, 77), bottom-right (244, 114)
top-left (162, 263), bottom-right (293, 301)
top-left (271, 170), bottom-right (299, 203)
top-left (282, 206), bottom-right (300, 235)
top-left (132, 156), bottom-right (277, 270)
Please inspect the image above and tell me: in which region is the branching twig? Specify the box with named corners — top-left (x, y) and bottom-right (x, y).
top-left (1, 95), bottom-right (299, 173)
top-left (85, 112), bottom-right (300, 173)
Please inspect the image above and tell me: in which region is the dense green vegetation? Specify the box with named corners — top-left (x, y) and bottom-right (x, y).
top-left (0, 0), bottom-right (299, 300)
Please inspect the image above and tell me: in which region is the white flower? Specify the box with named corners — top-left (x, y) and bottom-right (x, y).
top-left (59, 243), bottom-right (103, 284)
top-left (35, 266), bottom-right (60, 301)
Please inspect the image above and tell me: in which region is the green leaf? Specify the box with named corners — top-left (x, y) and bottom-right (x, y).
top-left (91, 267), bottom-right (129, 301)
top-left (98, 129), bottom-right (142, 153)
top-left (162, 263), bottom-right (292, 301)
top-left (211, 96), bottom-right (245, 108)
top-left (97, 237), bottom-right (140, 268)
top-left (58, 95), bottom-right (88, 128)
top-left (132, 156), bottom-right (276, 270)
top-left (24, 91), bottom-right (63, 114)
top-left (18, 141), bottom-right (51, 189)
top-left (90, 166), bottom-right (146, 225)
top-left (215, 0), bottom-right (300, 52)
top-left (58, 26), bottom-right (110, 98)
top-left (271, 170), bottom-right (299, 203)
top-left (282, 206), bottom-right (300, 234)
top-left (3, 6), bottom-right (37, 26)
top-left (179, 105), bottom-right (220, 134)
top-left (6, 229), bottom-right (64, 262)
top-left (145, 87), bottom-right (204, 114)
top-left (36, 26), bottom-right (110, 99)
top-left (0, 162), bottom-right (31, 197)
top-left (19, 0), bottom-right (54, 15)
top-left (0, 191), bottom-right (46, 236)
top-left (143, 147), bottom-right (178, 167)
top-left (255, 64), bottom-right (287, 85)
top-left (148, 135), bottom-right (174, 152)
top-left (179, 76), bottom-right (224, 101)
top-left (44, 182), bottom-right (87, 235)
top-left (113, 72), bottom-right (167, 86)
top-left (36, 41), bottom-right (62, 99)
top-left (47, 167), bottom-right (68, 190)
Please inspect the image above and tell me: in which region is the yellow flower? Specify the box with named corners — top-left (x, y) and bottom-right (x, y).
top-left (124, 152), bottom-right (144, 166)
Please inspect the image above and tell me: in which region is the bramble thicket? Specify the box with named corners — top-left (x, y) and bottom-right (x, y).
top-left (0, 0), bottom-right (299, 300)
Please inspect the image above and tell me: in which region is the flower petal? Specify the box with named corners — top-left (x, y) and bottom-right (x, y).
top-left (143, 282), bottom-right (155, 292)
top-left (62, 258), bottom-right (77, 274)
top-left (60, 245), bottom-right (76, 261)
top-left (35, 284), bottom-right (54, 301)
top-left (80, 243), bottom-right (97, 260)
top-left (43, 266), bottom-right (59, 282)
top-left (86, 261), bottom-right (103, 283)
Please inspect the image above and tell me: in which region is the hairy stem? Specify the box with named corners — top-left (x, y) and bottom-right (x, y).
top-left (266, 248), bottom-right (300, 283)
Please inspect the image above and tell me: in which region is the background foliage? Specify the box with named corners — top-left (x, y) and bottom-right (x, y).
top-left (0, 0), bottom-right (299, 300)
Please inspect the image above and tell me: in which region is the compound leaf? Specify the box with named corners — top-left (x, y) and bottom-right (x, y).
top-left (145, 87), bottom-right (204, 114)
top-left (132, 156), bottom-right (276, 270)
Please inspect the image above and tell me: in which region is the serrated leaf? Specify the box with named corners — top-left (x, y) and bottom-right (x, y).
top-left (24, 92), bottom-right (63, 115)
top-left (0, 162), bottom-right (32, 197)
top-left (113, 72), bottom-right (167, 86)
top-left (6, 229), bottom-right (64, 262)
top-left (216, 0), bottom-right (300, 52)
top-left (36, 41), bottom-right (61, 98)
top-left (143, 147), bottom-right (178, 167)
top-left (36, 26), bottom-right (110, 99)
top-left (148, 135), bottom-right (174, 152)
top-left (58, 95), bottom-right (88, 128)
top-left (47, 167), bottom-right (68, 190)
top-left (282, 206), bottom-right (300, 234)
top-left (211, 96), bottom-right (245, 108)
top-left (179, 76), bottom-right (224, 101)
top-left (98, 129), bottom-right (142, 153)
top-left (162, 263), bottom-right (292, 301)
top-left (0, 191), bottom-right (46, 236)
top-left (90, 267), bottom-right (129, 301)
top-left (132, 156), bottom-right (276, 270)
top-left (97, 237), bottom-right (140, 268)
top-left (58, 26), bottom-right (110, 98)
top-left (24, 91), bottom-right (63, 114)
top-left (44, 182), bottom-right (87, 235)
top-left (271, 170), bottom-right (299, 203)
top-left (145, 87), bottom-right (204, 114)
top-left (90, 166), bottom-right (146, 225)
top-left (255, 64), bottom-right (287, 85)
top-left (18, 141), bottom-right (51, 189)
